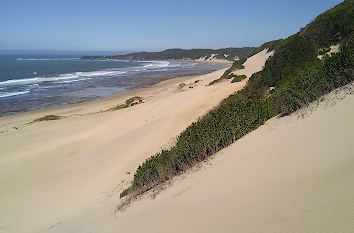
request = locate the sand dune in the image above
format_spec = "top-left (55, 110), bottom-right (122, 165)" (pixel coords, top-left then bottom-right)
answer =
top-left (233, 48), bottom-right (274, 77)
top-left (0, 50), bottom-right (272, 233)
top-left (116, 83), bottom-right (354, 233)
top-left (1, 49), bottom-right (352, 233)
top-left (0, 49), bottom-right (281, 233)
top-left (62, 82), bottom-right (354, 233)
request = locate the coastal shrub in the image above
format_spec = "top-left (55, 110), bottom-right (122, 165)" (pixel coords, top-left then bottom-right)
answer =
top-left (31, 115), bottom-right (61, 123)
top-left (122, 35), bottom-right (353, 198)
top-left (220, 58), bottom-right (247, 79)
top-left (231, 75), bottom-right (247, 83)
top-left (120, 1), bottom-right (354, 199)
top-left (120, 187), bottom-right (130, 198)
top-left (273, 37), bottom-right (354, 115)
top-left (299, 0), bottom-right (354, 48)
top-left (318, 46), bottom-right (331, 55)
top-left (209, 58), bottom-right (249, 86)
top-left (208, 78), bottom-right (224, 86)
top-left (109, 96), bottom-right (143, 111)
top-left (129, 97), bottom-right (274, 195)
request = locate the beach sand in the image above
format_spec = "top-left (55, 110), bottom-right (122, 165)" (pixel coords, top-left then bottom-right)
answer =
top-left (104, 82), bottom-right (354, 233)
top-left (11, 48), bottom-right (354, 233)
top-left (0, 49), bottom-right (273, 233)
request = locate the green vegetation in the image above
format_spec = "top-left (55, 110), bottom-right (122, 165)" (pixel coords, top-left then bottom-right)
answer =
top-left (208, 77), bottom-right (226, 86)
top-left (177, 83), bottom-right (187, 90)
top-left (231, 75), bottom-right (247, 83)
top-left (318, 46), bottom-right (331, 55)
top-left (120, 187), bottom-right (130, 198)
top-left (108, 96), bottom-right (143, 111)
top-left (81, 47), bottom-right (256, 61)
top-left (216, 39), bottom-right (284, 84)
top-left (31, 115), bottom-right (62, 123)
top-left (271, 37), bottom-right (353, 115)
top-left (251, 39), bottom-right (283, 56)
top-left (209, 59), bottom-right (248, 86)
top-left (219, 58), bottom-right (246, 80)
top-left (299, 0), bottom-right (354, 48)
top-left (120, 1), bottom-right (354, 199)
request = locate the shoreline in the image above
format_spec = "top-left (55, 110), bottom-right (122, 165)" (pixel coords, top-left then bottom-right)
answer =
top-left (0, 49), bottom-right (273, 233)
top-left (0, 66), bottom-right (228, 131)
top-left (0, 65), bottom-right (227, 125)
top-left (0, 59), bottom-right (228, 119)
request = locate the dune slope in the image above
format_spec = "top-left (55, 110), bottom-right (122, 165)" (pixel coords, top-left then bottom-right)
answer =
top-left (0, 49), bottom-right (274, 233)
top-left (99, 83), bottom-right (354, 233)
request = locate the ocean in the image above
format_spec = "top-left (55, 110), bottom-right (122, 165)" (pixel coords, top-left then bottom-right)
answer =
top-left (0, 51), bottom-right (223, 116)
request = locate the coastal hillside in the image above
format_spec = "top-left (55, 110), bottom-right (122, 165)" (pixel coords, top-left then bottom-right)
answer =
top-left (81, 47), bottom-right (256, 61)
top-left (121, 0), bottom-right (353, 199)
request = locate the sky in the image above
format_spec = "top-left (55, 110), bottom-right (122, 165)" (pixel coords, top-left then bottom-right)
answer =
top-left (0, 0), bottom-right (344, 51)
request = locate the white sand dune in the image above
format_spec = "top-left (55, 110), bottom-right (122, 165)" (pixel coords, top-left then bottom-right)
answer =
top-left (233, 48), bottom-right (274, 77)
top-left (0, 49), bottom-right (274, 233)
top-left (59, 82), bottom-right (354, 233)
top-left (4, 49), bottom-right (351, 233)
top-left (113, 83), bottom-right (354, 233)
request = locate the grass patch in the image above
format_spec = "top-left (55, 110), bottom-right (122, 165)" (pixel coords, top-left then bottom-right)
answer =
top-left (31, 115), bottom-right (62, 123)
top-left (108, 96), bottom-right (143, 111)
top-left (208, 78), bottom-right (225, 86)
top-left (231, 75), bottom-right (247, 83)
top-left (120, 187), bottom-right (130, 198)
top-left (177, 83), bottom-right (187, 90)
top-left (209, 58), bottom-right (248, 86)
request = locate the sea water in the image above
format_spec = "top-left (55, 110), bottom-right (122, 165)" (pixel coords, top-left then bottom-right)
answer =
top-left (0, 51), bottom-right (223, 116)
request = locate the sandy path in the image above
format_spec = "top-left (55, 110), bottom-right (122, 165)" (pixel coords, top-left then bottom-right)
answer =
top-left (0, 50), bottom-right (273, 233)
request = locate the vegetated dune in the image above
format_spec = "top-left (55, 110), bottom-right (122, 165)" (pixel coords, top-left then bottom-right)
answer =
top-left (79, 82), bottom-right (354, 233)
top-left (0, 49), bottom-right (271, 233)
top-left (233, 48), bottom-right (274, 77)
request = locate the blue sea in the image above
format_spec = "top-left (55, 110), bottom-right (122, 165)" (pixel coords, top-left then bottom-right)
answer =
top-left (0, 51), bottom-right (223, 116)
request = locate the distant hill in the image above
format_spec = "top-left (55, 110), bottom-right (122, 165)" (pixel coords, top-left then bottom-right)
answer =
top-left (81, 47), bottom-right (256, 61)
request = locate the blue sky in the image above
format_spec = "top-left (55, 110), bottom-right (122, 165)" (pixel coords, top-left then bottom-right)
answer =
top-left (0, 0), bottom-right (343, 51)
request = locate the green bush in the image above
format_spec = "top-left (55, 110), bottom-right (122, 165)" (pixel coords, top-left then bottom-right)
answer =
top-left (120, 188), bottom-right (131, 198)
top-left (121, 1), bottom-right (354, 198)
top-left (31, 115), bottom-right (61, 123)
top-left (299, 0), bottom-right (354, 48)
top-left (231, 75), bottom-right (247, 83)
top-left (109, 96), bottom-right (143, 111)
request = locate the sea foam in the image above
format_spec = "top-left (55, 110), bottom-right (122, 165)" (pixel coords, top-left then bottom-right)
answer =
top-left (0, 91), bottom-right (30, 98)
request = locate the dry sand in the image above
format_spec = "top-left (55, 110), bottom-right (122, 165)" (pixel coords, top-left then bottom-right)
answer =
top-left (8, 48), bottom-right (347, 233)
top-left (233, 48), bottom-right (274, 78)
top-left (104, 82), bottom-right (354, 233)
top-left (0, 49), bottom-right (273, 233)
top-left (1, 49), bottom-right (352, 233)
top-left (50, 81), bottom-right (354, 233)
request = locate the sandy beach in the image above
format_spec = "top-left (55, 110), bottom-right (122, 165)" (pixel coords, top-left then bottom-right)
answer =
top-left (1, 0), bottom-right (353, 232)
top-left (0, 49), bottom-right (274, 233)
top-left (2, 47), bottom-right (353, 233)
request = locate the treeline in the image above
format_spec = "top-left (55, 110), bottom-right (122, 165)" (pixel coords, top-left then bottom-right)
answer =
top-left (81, 47), bottom-right (256, 61)
top-left (120, 0), bottom-right (354, 198)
